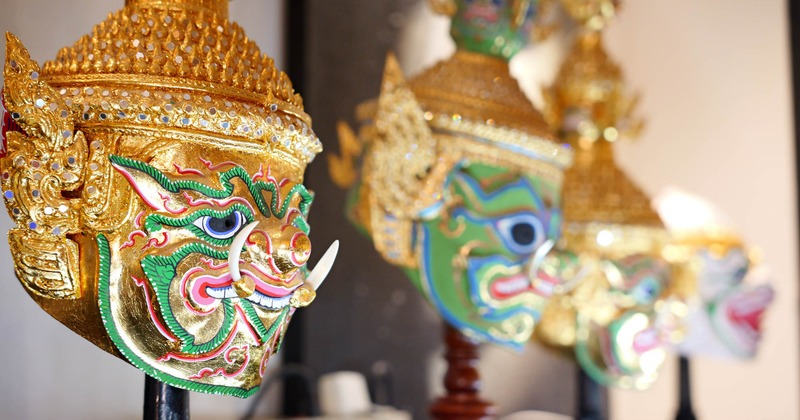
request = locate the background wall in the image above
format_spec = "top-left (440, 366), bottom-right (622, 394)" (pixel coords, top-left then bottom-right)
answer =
top-left (0, 1), bottom-right (285, 419)
top-left (606, 1), bottom-right (799, 419)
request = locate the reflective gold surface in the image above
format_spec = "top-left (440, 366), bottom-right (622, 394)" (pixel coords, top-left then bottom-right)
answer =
top-left (1, 0), bottom-right (325, 397)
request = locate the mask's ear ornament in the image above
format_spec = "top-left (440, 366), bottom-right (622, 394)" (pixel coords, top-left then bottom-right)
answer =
top-left (368, 54), bottom-right (446, 221)
top-left (1, 0), bottom-right (333, 397)
top-left (3, 33), bottom-right (88, 300)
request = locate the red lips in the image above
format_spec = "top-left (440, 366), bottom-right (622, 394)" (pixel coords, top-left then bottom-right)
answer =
top-left (190, 269), bottom-right (300, 306)
top-left (726, 286), bottom-right (774, 333)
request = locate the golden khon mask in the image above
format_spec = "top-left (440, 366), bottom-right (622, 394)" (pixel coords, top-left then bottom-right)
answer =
top-left (0, 0), bottom-right (337, 397)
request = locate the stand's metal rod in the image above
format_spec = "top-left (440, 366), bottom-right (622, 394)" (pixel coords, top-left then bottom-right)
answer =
top-left (577, 368), bottom-right (605, 420)
top-left (675, 356), bottom-right (697, 420)
top-left (144, 375), bottom-right (190, 420)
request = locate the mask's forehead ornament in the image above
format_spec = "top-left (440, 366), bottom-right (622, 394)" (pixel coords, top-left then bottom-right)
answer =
top-left (1, 0), bottom-right (332, 397)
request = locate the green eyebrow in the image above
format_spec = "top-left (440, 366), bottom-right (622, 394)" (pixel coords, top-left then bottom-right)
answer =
top-left (452, 171), bottom-right (546, 216)
top-left (109, 155), bottom-right (314, 218)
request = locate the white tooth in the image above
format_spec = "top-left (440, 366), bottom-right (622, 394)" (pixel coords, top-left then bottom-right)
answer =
top-left (224, 287), bottom-right (237, 299)
top-left (306, 240), bottom-right (339, 291)
top-left (228, 221), bottom-right (260, 282)
top-left (207, 287), bottom-right (224, 299)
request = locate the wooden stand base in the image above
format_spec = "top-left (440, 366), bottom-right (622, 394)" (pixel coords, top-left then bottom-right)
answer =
top-left (429, 324), bottom-right (497, 420)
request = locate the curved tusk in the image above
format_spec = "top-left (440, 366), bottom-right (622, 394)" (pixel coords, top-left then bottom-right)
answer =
top-left (228, 221), bottom-right (260, 282)
top-left (305, 240), bottom-right (339, 291)
top-left (527, 239), bottom-right (555, 281)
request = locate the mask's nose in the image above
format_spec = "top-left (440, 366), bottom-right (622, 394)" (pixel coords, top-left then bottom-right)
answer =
top-left (269, 227), bottom-right (311, 278)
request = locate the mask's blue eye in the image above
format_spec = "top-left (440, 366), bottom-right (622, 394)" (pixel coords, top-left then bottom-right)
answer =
top-left (496, 213), bottom-right (545, 255)
top-left (193, 210), bottom-right (246, 240)
top-left (631, 277), bottom-right (662, 305)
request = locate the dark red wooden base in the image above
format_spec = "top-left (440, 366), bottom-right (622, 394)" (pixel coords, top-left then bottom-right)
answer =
top-left (429, 324), bottom-right (497, 420)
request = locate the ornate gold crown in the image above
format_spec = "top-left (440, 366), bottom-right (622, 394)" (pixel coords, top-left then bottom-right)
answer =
top-left (22, 0), bottom-right (320, 168)
top-left (409, 50), bottom-right (569, 168)
top-left (347, 52), bottom-right (572, 191)
top-left (543, 3), bottom-right (665, 258)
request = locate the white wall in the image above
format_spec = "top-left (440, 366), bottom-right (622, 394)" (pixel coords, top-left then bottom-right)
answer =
top-left (0, 1), bottom-right (284, 419)
top-left (605, 1), bottom-right (798, 419)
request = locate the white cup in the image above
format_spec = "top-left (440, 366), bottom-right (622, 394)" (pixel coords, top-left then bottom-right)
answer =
top-left (317, 371), bottom-right (372, 416)
top-left (502, 411), bottom-right (574, 420)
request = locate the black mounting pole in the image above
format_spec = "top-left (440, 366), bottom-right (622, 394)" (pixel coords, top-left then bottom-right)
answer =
top-left (143, 375), bottom-right (190, 420)
top-left (280, 0), bottom-right (312, 415)
top-left (577, 368), bottom-right (605, 420)
top-left (789, 0), bottom-right (800, 408)
top-left (675, 356), bottom-right (697, 420)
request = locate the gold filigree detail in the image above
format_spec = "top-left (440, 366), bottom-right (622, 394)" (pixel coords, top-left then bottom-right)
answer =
top-left (2, 35), bottom-right (89, 298)
top-left (4, 34), bottom-right (79, 150)
top-left (369, 195), bottom-right (418, 268)
top-left (328, 122), bottom-right (362, 189)
top-left (542, 22), bottom-right (658, 231)
top-left (43, 3), bottom-right (301, 111)
top-left (368, 54), bottom-right (448, 219)
top-left (558, 0), bottom-right (620, 32)
top-left (561, 222), bottom-right (669, 260)
top-left (8, 229), bottom-right (81, 298)
top-left (126, 0), bottom-right (228, 15)
top-left (411, 51), bottom-right (554, 141)
top-left (39, 1), bottom-right (321, 166)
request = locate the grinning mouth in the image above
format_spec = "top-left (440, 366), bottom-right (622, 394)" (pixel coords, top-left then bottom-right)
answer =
top-left (491, 273), bottom-right (530, 299)
top-left (725, 285), bottom-right (774, 337)
top-left (206, 286), bottom-right (293, 310)
top-left (469, 255), bottom-right (546, 302)
top-left (463, 4), bottom-right (500, 25)
top-left (190, 269), bottom-right (301, 309)
top-left (490, 272), bottom-right (556, 300)
top-left (632, 328), bottom-right (660, 354)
